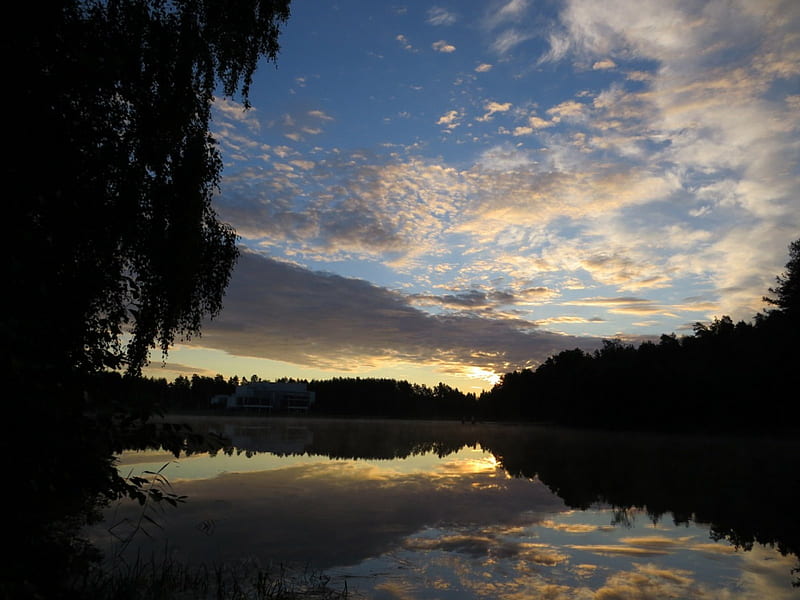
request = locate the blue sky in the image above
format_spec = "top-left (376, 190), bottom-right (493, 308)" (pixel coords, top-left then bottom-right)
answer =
top-left (144, 0), bottom-right (800, 392)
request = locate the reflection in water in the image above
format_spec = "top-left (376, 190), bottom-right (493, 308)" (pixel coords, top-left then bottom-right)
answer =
top-left (93, 416), bottom-right (800, 598)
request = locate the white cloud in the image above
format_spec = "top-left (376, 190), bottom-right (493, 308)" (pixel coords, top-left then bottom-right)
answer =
top-left (396, 34), bottom-right (416, 52)
top-left (592, 58), bottom-right (616, 70)
top-left (491, 29), bottom-right (534, 55)
top-left (308, 109), bottom-right (334, 121)
top-left (432, 40), bottom-right (457, 53)
top-left (427, 7), bottom-right (457, 26)
top-left (486, 0), bottom-right (530, 29)
top-left (537, 0), bottom-right (800, 309)
top-left (475, 63), bottom-right (493, 73)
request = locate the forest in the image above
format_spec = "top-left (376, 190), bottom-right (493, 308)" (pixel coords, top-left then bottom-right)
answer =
top-left (88, 371), bottom-right (478, 421)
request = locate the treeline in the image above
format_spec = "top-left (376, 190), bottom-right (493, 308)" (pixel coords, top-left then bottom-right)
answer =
top-left (478, 239), bottom-right (800, 432)
top-left (86, 372), bottom-right (235, 413)
top-left (87, 372), bottom-right (478, 419)
top-left (307, 378), bottom-right (476, 419)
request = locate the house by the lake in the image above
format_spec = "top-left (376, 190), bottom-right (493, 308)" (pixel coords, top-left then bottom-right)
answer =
top-left (211, 382), bottom-right (315, 413)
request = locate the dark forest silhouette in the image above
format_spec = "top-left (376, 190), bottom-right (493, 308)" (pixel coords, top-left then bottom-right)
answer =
top-left (92, 372), bottom-right (477, 420)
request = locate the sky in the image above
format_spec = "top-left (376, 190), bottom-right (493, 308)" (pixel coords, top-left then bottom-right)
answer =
top-left (143, 0), bottom-right (800, 392)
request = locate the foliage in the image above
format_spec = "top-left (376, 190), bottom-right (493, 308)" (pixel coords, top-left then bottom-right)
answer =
top-left (9, 0), bottom-right (289, 378)
top-left (764, 238), bottom-right (800, 317)
top-left (3, 1), bottom-right (290, 597)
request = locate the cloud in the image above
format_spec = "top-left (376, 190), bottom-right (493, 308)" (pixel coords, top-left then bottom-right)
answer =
top-left (289, 159), bottom-right (315, 171)
top-left (567, 544), bottom-right (669, 557)
top-left (546, 99), bottom-right (586, 121)
top-left (477, 100), bottom-right (513, 121)
top-left (486, 0), bottom-right (530, 29)
top-left (532, 0), bottom-right (799, 319)
top-left (307, 109), bottom-right (334, 121)
top-left (542, 0), bottom-right (800, 225)
top-left (213, 97), bottom-right (260, 132)
top-left (475, 63), bottom-right (493, 72)
top-left (592, 58), bottom-right (617, 70)
top-left (491, 29), bottom-right (534, 55)
top-left (528, 116), bottom-right (555, 129)
top-left (564, 297), bottom-right (675, 317)
top-left (215, 3), bottom-right (800, 335)
top-left (396, 34), bottom-right (416, 52)
top-left (432, 40), bottom-right (457, 53)
top-left (437, 109), bottom-right (462, 129)
top-left (427, 7), bottom-right (457, 26)
top-left (196, 251), bottom-right (602, 377)
top-left (539, 519), bottom-right (615, 533)
top-left (511, 115), bottom-right (555, 135)
top-left (254, 108), bottom-right (334, 143)
top-left (409, 287), bottom-right (559, 312)
top-left (537, 32), bottom-right (572, 64)
top-left (592, 563), bottom-right (702, 600)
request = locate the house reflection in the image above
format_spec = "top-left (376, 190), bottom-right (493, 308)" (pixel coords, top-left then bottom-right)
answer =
top-left (215, 421), bottom-right (314, 455)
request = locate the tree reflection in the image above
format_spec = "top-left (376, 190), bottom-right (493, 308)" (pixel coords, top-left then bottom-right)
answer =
top-left (169, 417), bottom-right (799, 584)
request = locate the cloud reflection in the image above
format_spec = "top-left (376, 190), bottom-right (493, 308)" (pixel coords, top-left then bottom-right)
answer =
top-left (97, 449), bottom-right (566, 572)
top-left (96, 432), bottom-right (799, 600)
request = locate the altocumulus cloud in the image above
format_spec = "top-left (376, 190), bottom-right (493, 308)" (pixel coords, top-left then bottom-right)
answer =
top-left (196, 251), bottom-right (600, 376)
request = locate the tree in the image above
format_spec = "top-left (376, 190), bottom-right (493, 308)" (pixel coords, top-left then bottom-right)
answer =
top-left (764, 238), bottom-right (800, 317)
top-left (9, 0), bottom-right (290, 379)
top-left (4, 1), bottom-right (291, 595)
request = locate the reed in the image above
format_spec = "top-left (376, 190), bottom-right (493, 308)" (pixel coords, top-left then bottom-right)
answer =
top-left (76, 554), bottom-right (349, 599)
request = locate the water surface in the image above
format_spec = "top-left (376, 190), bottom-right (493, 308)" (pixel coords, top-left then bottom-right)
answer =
top-left (94, 416), bottom-right (800, 599)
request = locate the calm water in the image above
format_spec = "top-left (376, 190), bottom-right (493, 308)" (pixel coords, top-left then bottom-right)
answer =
top-left (92, 416), bottom-right (800, 599)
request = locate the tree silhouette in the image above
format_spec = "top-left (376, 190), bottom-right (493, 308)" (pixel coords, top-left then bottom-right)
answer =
top-left (9, 0), bottom-right (289, 379)
top-left (4, 1), bottom-right (291, 596)
top-left (765, 238), bottom-right (800, 317)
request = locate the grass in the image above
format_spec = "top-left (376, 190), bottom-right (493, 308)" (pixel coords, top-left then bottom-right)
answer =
top-left (76, 554), bottom-right (350, 599)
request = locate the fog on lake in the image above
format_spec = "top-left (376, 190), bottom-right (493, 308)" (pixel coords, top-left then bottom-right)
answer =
top-left (89, 416), bottom-right (800, 599)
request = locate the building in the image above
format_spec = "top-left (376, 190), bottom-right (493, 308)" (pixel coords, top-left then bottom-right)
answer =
top-left (212, 381), bottom-right (315, 413)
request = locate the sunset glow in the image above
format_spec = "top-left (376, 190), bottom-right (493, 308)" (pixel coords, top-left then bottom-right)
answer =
top-left (144, 1), bottom-right (799, 390)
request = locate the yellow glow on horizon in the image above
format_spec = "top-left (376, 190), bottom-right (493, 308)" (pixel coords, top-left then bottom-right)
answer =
top-left (142, 345), bottom-right (502, 392)
top-left (464, 366), bottom-right (501, 387)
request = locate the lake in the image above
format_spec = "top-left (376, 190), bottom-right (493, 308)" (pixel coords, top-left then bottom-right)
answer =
top-left (91, 416), bottom-right (800, 599)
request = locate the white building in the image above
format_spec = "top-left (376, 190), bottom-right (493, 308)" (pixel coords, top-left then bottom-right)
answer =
top-left (212, 382), bottom-right (315, 413)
